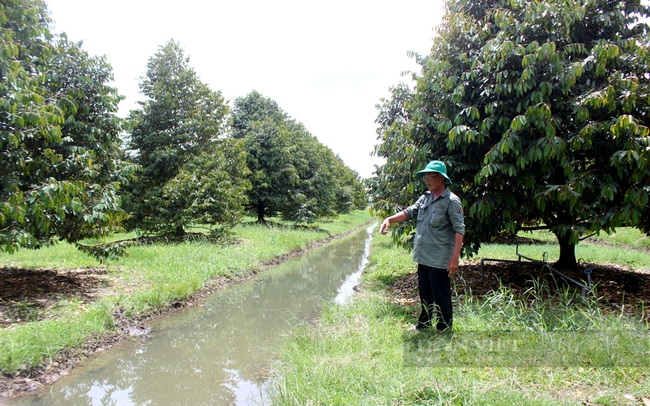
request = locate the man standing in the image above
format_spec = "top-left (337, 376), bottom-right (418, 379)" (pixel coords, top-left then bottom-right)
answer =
top-left (380, 160), bottom-right (465, 331)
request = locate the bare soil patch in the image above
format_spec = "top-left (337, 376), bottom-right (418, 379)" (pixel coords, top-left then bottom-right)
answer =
top-left (0, 267), bottom-right (115, 326)
top-left (388, 260), bottom-right (650, 321)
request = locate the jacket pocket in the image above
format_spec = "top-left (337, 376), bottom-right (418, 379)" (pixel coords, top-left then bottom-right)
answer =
top-left (429, 207), bottom-right (447, 227)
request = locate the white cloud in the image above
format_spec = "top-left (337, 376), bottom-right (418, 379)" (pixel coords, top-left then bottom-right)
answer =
top-left (45, 0), bottom-right (445, 178)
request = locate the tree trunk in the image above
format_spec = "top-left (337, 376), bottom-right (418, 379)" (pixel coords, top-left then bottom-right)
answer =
top-left (554, 232), bottom-right (577, 270)
top-left (173, 224), bottom-right (185, 237)
top-left (257, 201), bottom-right (266, 223)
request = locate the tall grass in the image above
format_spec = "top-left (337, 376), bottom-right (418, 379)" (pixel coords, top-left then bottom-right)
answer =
top-left (268, 229), bottom-right (650, 406)
top-left (0, 211), bottom-right (373, 373)
top-left (1, 303), bottom-right (115, 373)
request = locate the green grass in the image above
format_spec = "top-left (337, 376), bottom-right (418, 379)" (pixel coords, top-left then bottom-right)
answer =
top-left (268, 228), bottom-right (650, 406)
top-left (588, 228), bottom-right (650, 251)
top-left (478, 228), bottom-right (650, 270)
top-left (0, 210), bottom-right (374, 373)
top-left (1, 303), bottom-right (115, 373)
top-left (0, 242), bottom-right (101, 269)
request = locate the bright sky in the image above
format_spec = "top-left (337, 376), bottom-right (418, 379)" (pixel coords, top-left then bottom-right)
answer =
top-left (45, 0), bottom-right (445, 179)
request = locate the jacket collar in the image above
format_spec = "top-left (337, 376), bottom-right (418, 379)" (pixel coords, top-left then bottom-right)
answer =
top-left (423, 188), bottom-right (449, 207)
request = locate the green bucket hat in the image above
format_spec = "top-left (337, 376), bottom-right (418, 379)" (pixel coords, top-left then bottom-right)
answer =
top-left (416, 160), bottom-right (452, 185)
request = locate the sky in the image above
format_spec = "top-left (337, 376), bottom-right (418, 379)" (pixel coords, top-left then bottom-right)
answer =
top-left (44, 0), bottom-right (446, 179)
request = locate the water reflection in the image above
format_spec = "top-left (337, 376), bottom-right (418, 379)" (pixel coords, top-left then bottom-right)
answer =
top-left (334, 224), bottom-right (372, 305)
top-left (14, 224), bottom-right (375, 405)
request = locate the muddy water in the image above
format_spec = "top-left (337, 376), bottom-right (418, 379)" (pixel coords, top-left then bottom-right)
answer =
top-left (15, 224), bottom-right (376, 405)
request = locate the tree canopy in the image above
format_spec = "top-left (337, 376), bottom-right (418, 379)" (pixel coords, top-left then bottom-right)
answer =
top-left (123, 40), bottom-right (249, 237)
top-left (1, 0), bottom-right (133, 258)
top-left (231, 91), bottom-right (366, 223)
top-left (2, 3), bottom-right (366, 258)
top-left (371, 0), bottom-right (650, 268)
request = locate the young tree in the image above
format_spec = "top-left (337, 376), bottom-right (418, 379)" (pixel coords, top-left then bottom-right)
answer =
top-left (123, 40), bottom-right (247, 236)
top-left (332, 159), bottom-right (368, 213)
top-left (160, 138), bottom-right (250, 236)
top-left (371, 0), bottom-right (650, 269)
top-left (239, 116), bottom-right (300, 222)
top-left (283, 120), bottom-right (346, 222)
top-left (1, 0), bottom-right (132, 258)
top-left (230, 91), bottom-right (365, 223)
top-left (231, 90), bottom-right (286, 140)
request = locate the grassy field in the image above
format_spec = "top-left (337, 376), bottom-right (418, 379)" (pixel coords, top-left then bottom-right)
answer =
top-left (0, 210), bottom-right (374, 375)
top-left (268, 230), bottom-right (650, 405)
top-left (480, 228), bottom-right (650, 270)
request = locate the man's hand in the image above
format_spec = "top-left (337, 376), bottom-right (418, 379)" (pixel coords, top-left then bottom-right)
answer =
top-left (447, 256), bottom-right (459, 277)
top-left (448, 232), bottom-right (464, 277)
top-left (380, 212), bottom-right (406, 235)
top-left (380, 218), bottom-right (391, 235)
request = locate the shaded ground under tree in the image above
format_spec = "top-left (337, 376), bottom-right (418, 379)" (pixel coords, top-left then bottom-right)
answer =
top-left (386, 248), bottom-right (650, 325)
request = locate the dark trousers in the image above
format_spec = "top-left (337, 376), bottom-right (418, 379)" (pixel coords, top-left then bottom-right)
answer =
top-left (416, 264), bottom-right (452, 331)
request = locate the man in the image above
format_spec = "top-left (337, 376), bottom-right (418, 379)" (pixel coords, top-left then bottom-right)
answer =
top-left (380, 160), bottom-right (465, 331)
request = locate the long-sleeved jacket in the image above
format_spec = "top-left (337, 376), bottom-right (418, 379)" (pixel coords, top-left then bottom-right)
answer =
top-left (403, 188), bottom-right (465, 269)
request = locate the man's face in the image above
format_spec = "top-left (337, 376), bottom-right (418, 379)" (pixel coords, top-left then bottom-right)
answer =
top-left (423, 172), bottom-right (444, 191)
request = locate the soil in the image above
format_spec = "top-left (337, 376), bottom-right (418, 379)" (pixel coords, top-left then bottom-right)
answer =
top-left (386, 236), bottom-right (650, 319)
top-left (1, 234), bottom-right (649, 398)
top-left (387, 260), bottom-right (650, 319)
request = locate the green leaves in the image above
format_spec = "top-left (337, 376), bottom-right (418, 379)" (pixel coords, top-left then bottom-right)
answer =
top-left (231, 91), bottom-right (365, 223)
top-left (123, 40), bottom-right (239, 237)
top-left (609, 114), bottom-right (642, 138)
top-left (370, 0), bottom-right (650, 266)
top-left (162, 139), bottom-right (250, 233)
top-left (1, 0), bottom-right (131, 259)
top-left (510, 115), bottom-right (527, 132)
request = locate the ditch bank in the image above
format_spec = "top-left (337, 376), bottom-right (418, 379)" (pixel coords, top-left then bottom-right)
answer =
top-left (0, 217), bottom-right (374, 398)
